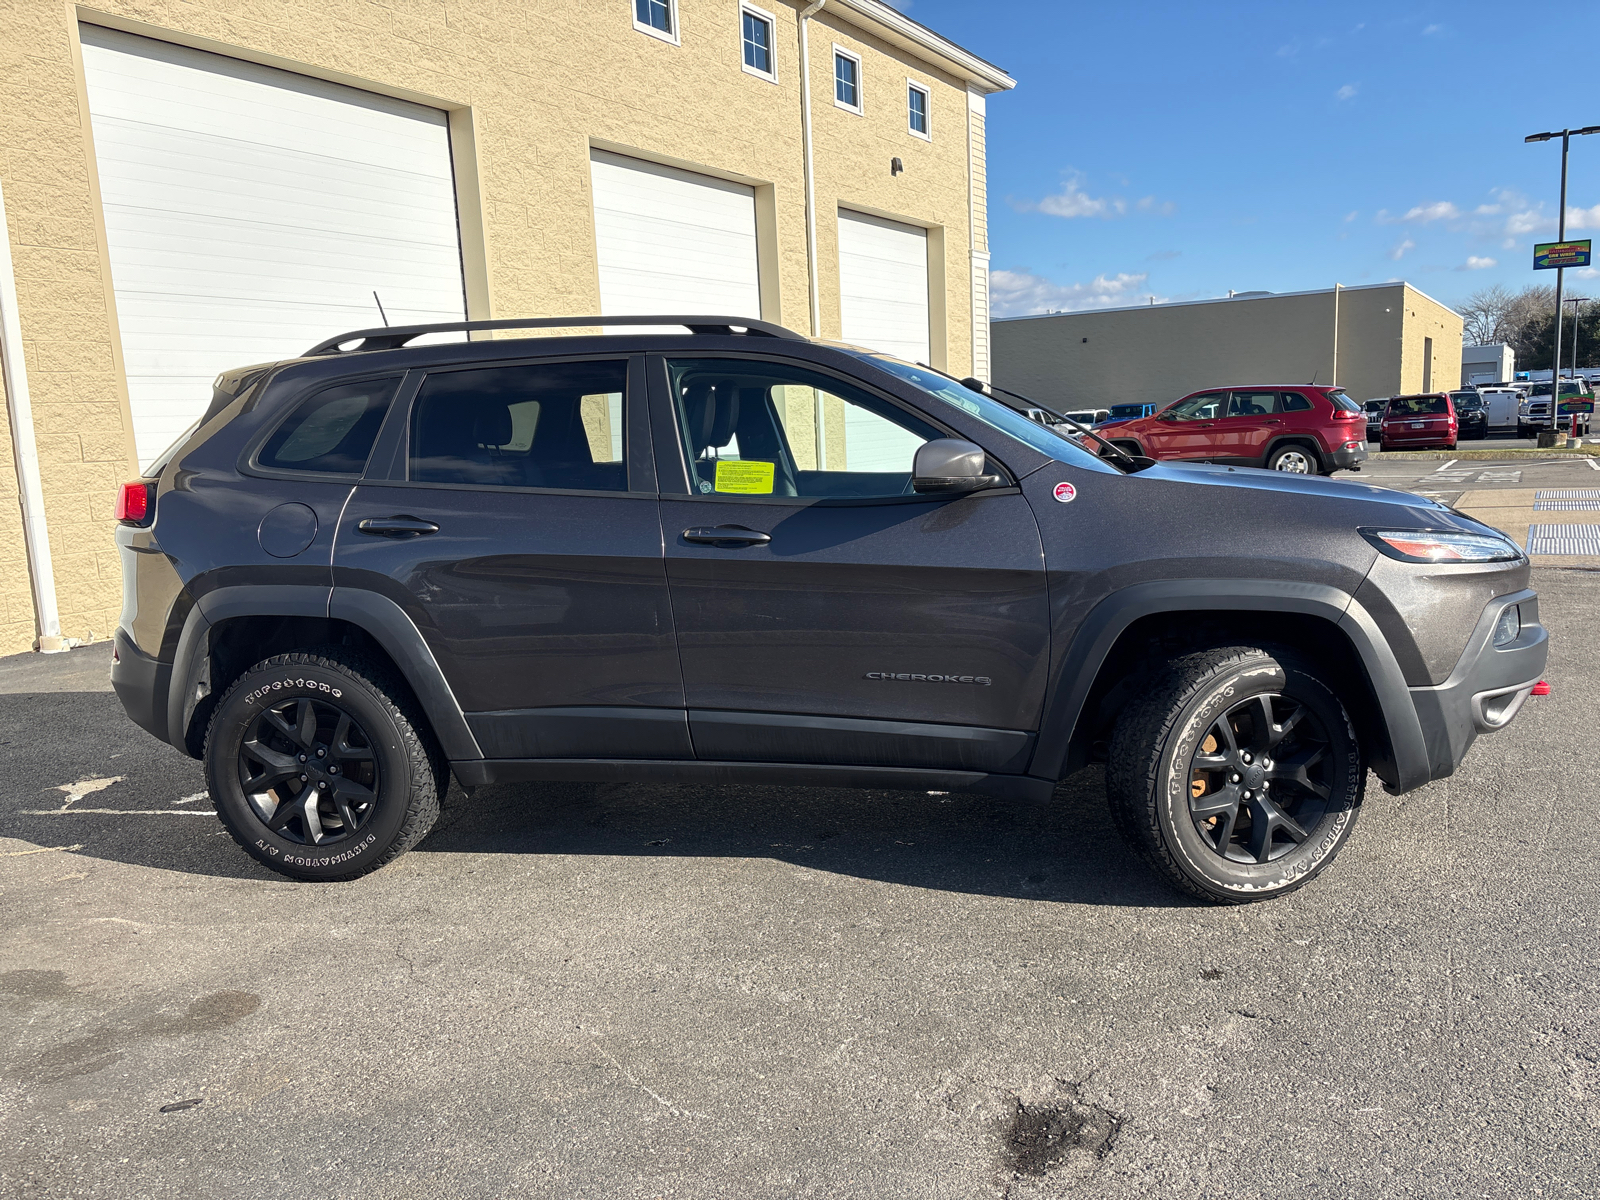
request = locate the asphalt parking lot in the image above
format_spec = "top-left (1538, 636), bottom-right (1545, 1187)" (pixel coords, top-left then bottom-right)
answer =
top-left (4, 468), bottom-right (1598, 1198)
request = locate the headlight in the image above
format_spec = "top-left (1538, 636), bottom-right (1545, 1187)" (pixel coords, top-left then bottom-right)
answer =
top-left (1360, 528), bottom-right (1524, 563)
top-left (1492, 604), bottom-right (1522, 647)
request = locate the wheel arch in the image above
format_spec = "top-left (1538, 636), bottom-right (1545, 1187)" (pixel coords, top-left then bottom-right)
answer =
top-left (1029, 580), bottom-right (1429, 793)
top-left (168, 586), bottom-right (481, 762)
top-left (1263, 435), bottom-right (1328, 472)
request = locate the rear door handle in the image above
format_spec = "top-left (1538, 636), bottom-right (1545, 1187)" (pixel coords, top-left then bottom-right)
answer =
top-left (1265, 419), bottom-right (1283, 425)
top-left (682, 525), bottom-right (771, 546)
top-left (357, 515), bottom-right (439, 537)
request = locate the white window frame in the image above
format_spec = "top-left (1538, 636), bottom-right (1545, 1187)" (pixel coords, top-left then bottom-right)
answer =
top-left (906, 78), bottom-right (931, 141)
top-left (832, 44), bottom-right (863, 114)
top-left (632, 0), bottom-right (680, 46)
top-left (740, 3), bottom-right (778, 83)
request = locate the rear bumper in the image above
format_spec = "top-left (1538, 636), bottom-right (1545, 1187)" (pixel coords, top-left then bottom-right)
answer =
top-left (1393, 589), bottom-right (1547, 793)
top-left (111, 626), bottom-right (171, 744)
top-left (1332, 442), bottom-right (1368, 468)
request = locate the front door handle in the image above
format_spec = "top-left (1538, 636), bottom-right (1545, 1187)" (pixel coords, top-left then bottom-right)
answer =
top-left (357, 515), bottom-right (439, 537)
top-left (682, 525), bottom-right (771, 547)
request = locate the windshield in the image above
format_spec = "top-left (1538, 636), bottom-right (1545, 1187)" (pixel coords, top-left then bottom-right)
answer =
top-left (1387, 395), bottom-right (1448, 416)
top-left (858, 355), bottom-right (1116, 471)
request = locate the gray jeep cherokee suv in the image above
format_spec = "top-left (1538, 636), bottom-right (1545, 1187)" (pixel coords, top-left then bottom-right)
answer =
top-left (110, 316), bottom-right (1547, 902)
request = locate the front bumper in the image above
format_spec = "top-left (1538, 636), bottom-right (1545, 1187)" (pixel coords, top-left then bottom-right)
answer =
top-left (1333, 441), bottom-right (1369, 468)
top-left (1399, 589), bottom-right (1547, 791)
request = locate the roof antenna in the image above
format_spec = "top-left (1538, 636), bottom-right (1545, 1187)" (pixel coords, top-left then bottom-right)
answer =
top-left (1309, 370), bottom-right (1318, 385)
top-left (372, 291), bottom-right (390, 327)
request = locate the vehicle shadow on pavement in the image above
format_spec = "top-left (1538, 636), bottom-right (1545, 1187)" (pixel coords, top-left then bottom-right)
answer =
top-left (414, 766), bottom-right (1194, 908)
top-left (0, 687), bottom-right (1189, 906)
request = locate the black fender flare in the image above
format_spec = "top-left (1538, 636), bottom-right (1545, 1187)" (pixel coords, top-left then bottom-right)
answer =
top-left (1026, 578), bottom-right (1429, 793)
top-left (167, 585), bottom-right (481, 761)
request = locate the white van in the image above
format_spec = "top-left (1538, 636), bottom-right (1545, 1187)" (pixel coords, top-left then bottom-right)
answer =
top-left (1476, 388), bottom-right (1521, 435)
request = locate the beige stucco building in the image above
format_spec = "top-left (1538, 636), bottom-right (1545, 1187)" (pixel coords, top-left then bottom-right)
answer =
top-left (0, 0), bottom-right (1012, 655)
top-left (992, 282), bottom-right (1465, 417)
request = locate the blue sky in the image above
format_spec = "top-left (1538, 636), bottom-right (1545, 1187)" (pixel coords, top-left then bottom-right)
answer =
top-left (896, 0), bottom-right (1600, 318)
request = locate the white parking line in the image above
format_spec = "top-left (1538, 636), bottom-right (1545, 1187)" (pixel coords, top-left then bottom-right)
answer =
top-left (22, 808), bottom-right (216, 817)
top-left (1434, 460), bottom-right (1458, 472)
top-left (1589, 457), bottom-right (1600, 471)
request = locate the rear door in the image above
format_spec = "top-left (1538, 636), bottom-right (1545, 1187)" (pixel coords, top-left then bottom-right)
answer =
top-left (649, 354), bottom-right (1050, 774)
top-left (1207, 390), bottom-right (1280, 462)
top-left (333, 354), bottom-right (689, 761)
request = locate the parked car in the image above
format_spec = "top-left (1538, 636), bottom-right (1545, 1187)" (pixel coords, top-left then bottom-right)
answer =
top-left (1380, 393), bottom-right (1457, 451)
top-left (111, 315), bottom-right (1545, 903)
top-left (1098, 402), bottom-right (1158, 427)
top-left (1450, 391), bottom-right (1489, 440)
top-left (1363, 399), bottom-right (1387, 442)
top-left (1476, 387), bottom-right (1522, 437)
top-left (1520, 379), bottom-right (1593, 437)
top-left (1095, 385), bottom-right (1369, 474)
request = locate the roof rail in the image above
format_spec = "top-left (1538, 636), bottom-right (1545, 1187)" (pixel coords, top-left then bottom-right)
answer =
top-left (303, 315), bottom-right (805, 357)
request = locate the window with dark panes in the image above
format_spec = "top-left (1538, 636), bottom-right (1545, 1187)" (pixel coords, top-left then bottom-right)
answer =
top-left (635, 0), bottom-right (671, 34)
top-left (835, 52), bottom-right (859, 108)
top-left (1279, 391), bottom-right (1313, 412)
top-left (410, 361), bottom-right (628, 490)
top-left (742, 9), bottom-right (772, 74)
top-left (908, 83), bottom-right (928, 135)
top-left (667, 358), bottom-right (940, 500)
top-left (258, 377), bottom-right (400, 474)
top-left (1226, 391), bottom-right (1278, 417)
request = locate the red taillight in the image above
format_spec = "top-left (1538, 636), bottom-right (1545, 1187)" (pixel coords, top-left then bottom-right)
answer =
top-left (1531, 680), bottom-right (1551, 696)
top-left (115, 481), bottom-right (150, 523)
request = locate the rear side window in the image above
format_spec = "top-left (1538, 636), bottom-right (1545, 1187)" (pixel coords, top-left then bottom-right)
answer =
top-left (258, 377), bottom-right (399, 474)
top-left (409, 360), bottom-right (628, 490)
top-left (1328, 390), bottom-right (1362, 413)
top-left (1279, 391), bottom-right (1313, 412)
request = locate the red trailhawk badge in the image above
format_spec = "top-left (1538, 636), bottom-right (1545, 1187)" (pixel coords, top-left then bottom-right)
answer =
top-left (1053, 481), bottom-right (1077, 504)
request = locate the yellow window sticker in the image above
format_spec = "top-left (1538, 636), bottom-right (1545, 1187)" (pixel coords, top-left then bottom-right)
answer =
top-left (713, 459), bottom-right (775, 494)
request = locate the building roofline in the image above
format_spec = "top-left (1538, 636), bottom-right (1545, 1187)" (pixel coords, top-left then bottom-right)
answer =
top-left (824, 0), bottom-right (1016, 92)
top-left (994, 280), bottom-right (1460, 323)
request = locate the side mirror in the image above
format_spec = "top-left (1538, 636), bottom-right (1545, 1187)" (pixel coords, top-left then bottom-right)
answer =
top-left (912, 438), bottom-right (1003, 495)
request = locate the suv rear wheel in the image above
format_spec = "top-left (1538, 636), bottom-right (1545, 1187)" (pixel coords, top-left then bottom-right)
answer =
top-left (1106, 645), bottom-right (1364, 903)
top-left (1266, 444), bottom-right (1319, 474)
top-left (204, 649), bottom-right (445, 881)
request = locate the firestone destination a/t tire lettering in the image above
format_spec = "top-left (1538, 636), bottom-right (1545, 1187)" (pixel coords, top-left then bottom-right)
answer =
top-left (204, 648), bottom-right (445, 881)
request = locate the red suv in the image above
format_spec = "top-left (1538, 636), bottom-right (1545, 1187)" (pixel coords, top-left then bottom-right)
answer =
top-left (1097, 386), bottom-right (1370, 475)
top-left (1379, 393), bottom-right (1457, 451)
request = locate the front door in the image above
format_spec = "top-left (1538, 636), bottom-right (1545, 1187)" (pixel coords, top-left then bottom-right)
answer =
top-left (649, 355), bottom-right (1050, 773)
top-left (1143, 391), bottom-right (1224, 460)
top-left (333, 355), bottom-right (689, 761)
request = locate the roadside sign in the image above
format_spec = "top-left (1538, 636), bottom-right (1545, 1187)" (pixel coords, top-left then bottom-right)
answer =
top-left (1534, 239), bottom-right (1592, 270)
top-left (1558, 399), bottom-right (1595, 415)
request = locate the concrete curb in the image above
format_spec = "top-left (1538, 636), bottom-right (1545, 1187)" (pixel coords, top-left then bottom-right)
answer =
top-left (1369, 445), bottom-right (1600, 462)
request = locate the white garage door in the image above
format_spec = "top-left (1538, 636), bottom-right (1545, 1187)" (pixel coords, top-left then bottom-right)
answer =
top-left (79, 25), bottom-right (466, 468)
top-left (837, 210), bottom-right (930, 470)
top-left (589, 150), bottom-right (761, 320)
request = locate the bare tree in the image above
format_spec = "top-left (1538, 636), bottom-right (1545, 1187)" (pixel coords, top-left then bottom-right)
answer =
top-left (1459, 284), bottom-right (1514, 346)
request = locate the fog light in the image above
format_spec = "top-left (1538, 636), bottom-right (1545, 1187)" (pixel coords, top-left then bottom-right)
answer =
top-left (1492, 604), bottom-right (1521, 647)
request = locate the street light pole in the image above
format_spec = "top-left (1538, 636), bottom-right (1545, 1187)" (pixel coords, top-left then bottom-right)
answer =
top-left (1526, 126), bottom-right (1600, 398)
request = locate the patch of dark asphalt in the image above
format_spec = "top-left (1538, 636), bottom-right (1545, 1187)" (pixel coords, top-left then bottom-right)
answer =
top-left (1004, 1082), bottom-right (1121, 1179)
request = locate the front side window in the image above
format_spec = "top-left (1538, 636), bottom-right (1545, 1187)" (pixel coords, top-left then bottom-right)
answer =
top-left (258, 377), bottom-right (399, 475)
top-left (834, 49), bottom-right (861, 111)
top-left (410, 361), bottom-right (627, 490)
top-left (1164, 391), bottom-right (1226, 421)
top-left (633, 0), bottom-right (674, 38)
top-left (741, 7), bottom-right (773, 76)
top-left (667, 358), bottom-right (942, 500)
top-left (907, 82), bottom-right (929, 136)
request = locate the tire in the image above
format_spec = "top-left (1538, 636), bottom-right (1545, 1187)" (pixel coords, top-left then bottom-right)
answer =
top-left (1266, 444), bottom-right (1318, 474)
top-left (1379, 439), bottom-right (1391, 453)
top-left (204, 648), bottom-right (445, 881)
top-left (1444, 440), bottom-right (1457, 450)
top-left (1105, 644), bottom-right (1365, 904)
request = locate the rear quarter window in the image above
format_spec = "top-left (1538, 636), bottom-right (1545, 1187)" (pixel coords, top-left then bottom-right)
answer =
top-left (257, 377), bottom-right (400, 474)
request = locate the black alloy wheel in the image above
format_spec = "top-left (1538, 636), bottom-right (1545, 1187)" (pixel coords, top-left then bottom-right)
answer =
top-left (239, 696), bottom-right (380, 846)
top-left (1187, 693), bottom-right (1333, 864)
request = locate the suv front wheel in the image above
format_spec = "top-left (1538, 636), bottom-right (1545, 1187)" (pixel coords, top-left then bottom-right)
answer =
top-left (1106, 644), bottom-right (1364, 903)
top-left (205, 649), bottom-right (445, 881)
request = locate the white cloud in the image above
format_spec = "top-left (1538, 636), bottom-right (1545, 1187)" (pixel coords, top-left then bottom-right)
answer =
top-left (1574, 267), bottom-right (1599, 280)
top-left (1344, 211), bottom-right (1359, 222)
top-left (1015, 173), bottom-right (1173, 220)
top-left (1422, 23), bottom-right (1442, 34)
top-left (1567, 203), bottom-right (1600, 230)
top-left (1458, 256), bottom-right (1497, 270)
top-left (990, 269), bottom-right (1156, 318)
top-left (1336, 83), bottom-right (1358, 101)
top-left (1404, 201), bottom-right (1460, 223)
top-left (1389, 238), bottom-right (1416, 261)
